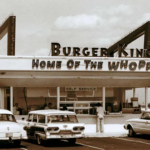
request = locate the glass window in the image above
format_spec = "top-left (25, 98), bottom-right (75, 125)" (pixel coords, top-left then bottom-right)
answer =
top-left (47, 115), bottom-right (78, 123)
top-left (38, 115), bottom-right (45, 124)
top-left (28, 114), bottom-right (33, 121)
top-left (0, 114), bottom-right (16, 122)
top-left (33, 115), bottom-right (37, 122)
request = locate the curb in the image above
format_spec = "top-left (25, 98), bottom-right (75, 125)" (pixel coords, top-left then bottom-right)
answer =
top-left (84, 133), bottom-right (127, 138)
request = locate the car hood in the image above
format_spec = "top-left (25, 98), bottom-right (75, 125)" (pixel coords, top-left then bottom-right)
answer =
top-left (125, 118), bottom-right (141, 122)
top-left (0, 122), bottom-right (21, 132)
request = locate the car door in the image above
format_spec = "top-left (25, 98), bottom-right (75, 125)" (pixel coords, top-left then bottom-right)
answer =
top-left (26, 114), bottom-right (33, 136)
top-left (136, 112), bottom-right (150, 134)
top-left (143, 112), bottom-right (150, 134)
top-left (35, 115), bottom-right (46, 134)
top-left (26, 114), bottom-right (37, 137)
top-left (29, 114), bottom-right (38, 137)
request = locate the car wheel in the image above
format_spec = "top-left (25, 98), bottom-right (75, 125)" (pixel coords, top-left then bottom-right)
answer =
top-left (14, 140), bottom-right (21, 147)
top-left (36, 135), bottom-right (42, 145)
top-left (68, 138), bottom-right (76, 145)
top-left (128, 127), bottom-right (135, 137)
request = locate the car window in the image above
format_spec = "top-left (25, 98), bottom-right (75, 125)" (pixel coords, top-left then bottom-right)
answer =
top-left (0, 114), bottom-right (16, 122)
top-left (69, 115), bottom-right (78, 123)
top-left (28, 114), bottom-right (33, 121)
top-left (33, 114), bottom-right (37, 122)
top-left (141, 112), bottom-right (150, 120)
top-left (47, 115), bottom-right (78, 123)
top-left (38, 115), bottom-right (45, 124)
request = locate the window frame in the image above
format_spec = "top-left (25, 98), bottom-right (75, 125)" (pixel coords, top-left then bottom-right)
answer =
top-left (37, 115), bottom-right (46, 124)
top-left (47, 115), bottom-right (78, 123)
top-left (28, 114), bottom-right (33, 122)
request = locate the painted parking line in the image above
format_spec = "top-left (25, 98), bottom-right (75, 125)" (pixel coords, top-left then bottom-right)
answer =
top-left (112, 137), bottom-right (150, 145)
top-left (77, 142), bottom-right (105, 150)
top-left (20, 148), bottom-right (28, 150)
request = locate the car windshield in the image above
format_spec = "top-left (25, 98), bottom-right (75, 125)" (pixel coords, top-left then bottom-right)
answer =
top-left (47, 115), bottom-right (78, 123)
top-left (141, 112), bottom-right (150, 120)
top-left (0, 114), bottom-right (16, 122)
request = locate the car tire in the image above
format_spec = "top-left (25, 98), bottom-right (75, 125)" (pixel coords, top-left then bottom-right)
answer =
top-left (36, 135), bottom-right (42, 145)
top-left (128, 127), bottom-right (135, 137)
top-left (68, 138), bottom-right (76, 145)
top-left (14, 140), bottom-right (21, 147)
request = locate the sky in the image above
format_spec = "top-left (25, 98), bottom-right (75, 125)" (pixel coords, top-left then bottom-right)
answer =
top-left (0, 0), bottom-right (150, 56)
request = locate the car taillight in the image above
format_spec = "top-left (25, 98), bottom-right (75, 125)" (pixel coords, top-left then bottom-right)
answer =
top-left (54, 127), bottom-right (59, 131)
top-left (47, 127), bottom-right (59, 132)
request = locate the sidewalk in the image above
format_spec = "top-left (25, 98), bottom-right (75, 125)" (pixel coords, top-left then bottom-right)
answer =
top-left (84, 124), bottom-right (128, 137)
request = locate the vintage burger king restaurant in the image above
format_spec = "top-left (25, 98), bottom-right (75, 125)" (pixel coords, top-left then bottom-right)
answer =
top-left (0, 16), bottom-right (150, 133)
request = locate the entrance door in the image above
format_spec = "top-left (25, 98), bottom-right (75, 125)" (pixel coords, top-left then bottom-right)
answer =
top-left (7, 97), bottom-right (10, 110)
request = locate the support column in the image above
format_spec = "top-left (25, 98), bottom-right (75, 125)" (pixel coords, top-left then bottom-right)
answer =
top-left (145, 87), bottom-right (148, 110)
top-left (10, 87), bottom-right (13, 113)
top-left (0, 89), bottom-right (4, 109)
top-left (102, 87), bottom-right (105, 111)
top-left (133, 88), bottom-right (135, 97)
top-left (57, 87), bottom-right (60, 110)
top-left (122, 89), bottom-right (125, 108)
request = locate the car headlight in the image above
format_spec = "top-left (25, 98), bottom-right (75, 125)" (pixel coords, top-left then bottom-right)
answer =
top-left (73, 126), bottom-right (85, 131)
top-left (80, 127), bottom-right (85, 131)
top-left (46, 127), bottom-right (59, 132)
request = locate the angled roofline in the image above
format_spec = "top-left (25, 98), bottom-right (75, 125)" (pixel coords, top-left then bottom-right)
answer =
top-left (107, 21), bottom-right (150, 56)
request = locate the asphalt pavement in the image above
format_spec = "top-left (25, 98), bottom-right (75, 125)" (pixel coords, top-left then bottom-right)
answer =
top-left (0, 135), bottom-right (150, 150)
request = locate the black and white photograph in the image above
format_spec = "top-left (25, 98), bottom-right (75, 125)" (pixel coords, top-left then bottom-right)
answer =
top-left (0, 0), bottom-right (150, 150)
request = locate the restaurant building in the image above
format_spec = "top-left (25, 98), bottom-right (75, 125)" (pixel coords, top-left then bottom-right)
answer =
top-left (0, 16), bottom-right (150, 132)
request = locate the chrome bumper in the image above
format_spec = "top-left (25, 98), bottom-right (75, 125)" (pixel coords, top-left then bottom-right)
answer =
top-left (45, 134), bottom-right (85, 139)
top-left (0, 136), bottom-right (28, 140)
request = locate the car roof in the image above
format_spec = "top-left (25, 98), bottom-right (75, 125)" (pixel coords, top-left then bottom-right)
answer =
top-left (0, 109), bottom-right (12, 114)
top-left (29, 109), bottom-right (76, 115)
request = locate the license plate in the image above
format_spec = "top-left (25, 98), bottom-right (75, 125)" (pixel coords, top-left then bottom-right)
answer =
top-left (6, 133), bottom-right (13, 137)
top-left (60, 135), bottom-right (70, 138)
top-left (60, 131), bottom-right (71, 134)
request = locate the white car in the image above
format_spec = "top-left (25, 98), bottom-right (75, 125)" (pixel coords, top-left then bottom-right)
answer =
top-left (0, 109), bottom-right (27, 146)
top-left (18, 109), bottom-right (85, 145)
top-left (124, 110), bottom-right (150, 137)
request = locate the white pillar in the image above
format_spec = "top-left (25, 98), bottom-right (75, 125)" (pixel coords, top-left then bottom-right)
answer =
top-left (133, 88), bottom-right (135, 97)
top-left (57, 87), bottom-right (60, 110)
top-left (10, 87), bottom-right (13, 113)
top-left (0, 89), bottom-right (4, 109)
top-left (145, 87), bottom-right (148, 110)
top-left (102, 87), bottom-right (105, 111)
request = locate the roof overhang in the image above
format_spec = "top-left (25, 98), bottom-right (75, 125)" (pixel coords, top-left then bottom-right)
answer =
top-left (0, 56), bottom-right (149, 88)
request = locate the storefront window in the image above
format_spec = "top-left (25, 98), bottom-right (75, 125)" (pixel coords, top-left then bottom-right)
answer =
top-left (6, 87), bottom-right (57, 115)
top-left (60, 87), bottom-right (103, 115)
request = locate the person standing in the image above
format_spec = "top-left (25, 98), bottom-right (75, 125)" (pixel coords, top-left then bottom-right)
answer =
top-left (44, 103), bottom-right (49, 110)
top-left (96, 103), bottom-right (104, 133)
top-left (48, 103), bottom-right (53, 109)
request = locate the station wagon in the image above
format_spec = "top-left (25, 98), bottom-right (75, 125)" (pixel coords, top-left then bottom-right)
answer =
top-left (18, 109), bottom-right (85, 145)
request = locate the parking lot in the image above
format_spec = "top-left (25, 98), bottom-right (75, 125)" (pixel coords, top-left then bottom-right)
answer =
top-left (1, 135), bottom-right (150, 150)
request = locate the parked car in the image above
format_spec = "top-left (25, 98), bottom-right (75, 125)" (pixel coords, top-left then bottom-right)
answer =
top-left (18, 109), bottom-right (85, 145)
top-left (0, 109), bottom-right (27, 146)
top-left (124, 110), bottom-right (150, 137)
